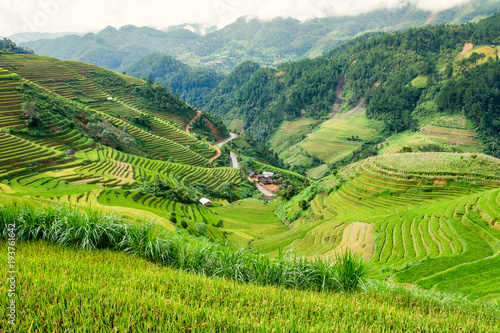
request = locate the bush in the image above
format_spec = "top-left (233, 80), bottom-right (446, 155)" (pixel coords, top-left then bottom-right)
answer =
top-left (195, 222), bottom-right (208, 235)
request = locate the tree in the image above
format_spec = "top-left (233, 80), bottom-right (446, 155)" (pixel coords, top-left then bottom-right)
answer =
top-left (21, 101), bottom-right (41, 128)
top-left (444, 62), bottom-right (454, 78)
top-left (283, 185), bottom-right (296, 201)
top-left (299, 199), bottom-right (308, 210)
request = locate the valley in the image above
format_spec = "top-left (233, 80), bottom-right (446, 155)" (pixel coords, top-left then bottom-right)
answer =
top-left (1, 4), bottom-right (500, 332)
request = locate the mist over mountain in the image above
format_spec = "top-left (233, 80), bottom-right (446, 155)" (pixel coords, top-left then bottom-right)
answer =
top-left (22, 1), bottom-right (500, 72)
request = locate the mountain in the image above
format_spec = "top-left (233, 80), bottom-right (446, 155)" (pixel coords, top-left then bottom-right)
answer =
top-left (22, 1), bottom-right (500, 72)
top-left (2, 39), bottom-right (500, 328)
top-left (201, 13), bottom-right (500, 176)
top-left (7, 31), bottom-right (86, 44)
top-left (164, 23), bottom-right (217, 36)
top-left (124, 53), bottom-right (223, 107)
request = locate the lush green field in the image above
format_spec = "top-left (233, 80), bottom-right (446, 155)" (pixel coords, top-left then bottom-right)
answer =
top-left (2, 241), bottom-right (499, 332)
top-left (270, 118), bottom-right (318, 155)
top-left (381, 125), bottom-right (481, 154)
top-left (278, 113), bottom-right (384, 175)
top-left (218, 153), bottom-right (500, 300)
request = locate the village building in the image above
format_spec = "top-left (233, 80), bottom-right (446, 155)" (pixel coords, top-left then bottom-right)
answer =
top-left (65, 149), bottom-right (76, 156)
top-left (199, 197), bottom-right (212, 207)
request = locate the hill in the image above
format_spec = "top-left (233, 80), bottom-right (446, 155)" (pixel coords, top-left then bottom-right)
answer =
top-left (124, 53), bottom-right (223, 107)
top-left (0, 52), bottom-right (241, 240)
top-left (201, 13), bottom-right (500, 176)
top-left (22, 1), bottom-right (500, 73)
top-left (216, 152), bottom-right (500, 300)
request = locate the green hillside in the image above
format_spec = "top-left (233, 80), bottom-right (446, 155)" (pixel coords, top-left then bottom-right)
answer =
top-left (2, 11), bottom-right (500, 330)
top-left (201, 13), bottom-right (500, 177)
top-left (0, 53), bottom-right (239, 241)
top-left (23, 1), bottom-right (500, 73)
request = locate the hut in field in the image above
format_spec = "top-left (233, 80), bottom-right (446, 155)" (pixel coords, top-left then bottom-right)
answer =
top-left (262, 172), bottom-right (275, 178)
top-left (107, 97), bottom-right (113, 101)
top-left (65, 149), bottom-right (76, 156)
top-left (199, 197), bottom-right (212, 207)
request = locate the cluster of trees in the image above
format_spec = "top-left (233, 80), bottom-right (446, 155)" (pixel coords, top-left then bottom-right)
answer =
top-left (132, 82), bottom-right (197, 122)
top-left (85, 114), bottom-right (142, 154)
top-left (203, 58), bottom-right (339, 142)
top-left (192, 112), bottom-right (230, 142)
top-left (124, 53), bottom-right (223, 107)
top-left (0, 38), bottom-right (33, 54)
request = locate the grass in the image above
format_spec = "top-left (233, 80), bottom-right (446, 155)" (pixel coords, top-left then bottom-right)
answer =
top-left (410, 75), bottom-right (429, 88)
top-left (270, 118), bottom-right (317, 154)
top-left (297, 113), bottom-right (384, 165)
top-left (380, 125), bottom-right (480, 154)
top-left (0, 203), bottom-right (368, 295)
top-left (2, 240), bottom-right (499, 332)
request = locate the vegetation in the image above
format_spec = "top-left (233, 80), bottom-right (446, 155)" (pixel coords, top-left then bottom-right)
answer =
top-left (0, 38), bottom-right (33, 54)
top-left (0, 204), bottom-right (367, 294)
top-left (4, 240), bottom-right (500, 332)
top-left (23, 1), bottom-right (500, 71)
top-left (125, 53), bottom-right (223, 107)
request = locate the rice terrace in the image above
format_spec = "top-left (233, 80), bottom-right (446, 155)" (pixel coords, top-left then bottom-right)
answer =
top-left (2, 1), bottom-right (500, 332)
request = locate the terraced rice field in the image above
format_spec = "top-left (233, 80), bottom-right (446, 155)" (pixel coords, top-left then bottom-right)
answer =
top-left (381, 125), bottom-right (481, 154)
top-left (0, 55), bottom-right (214, 166)
top-left (0, 68), bottom-right (24, 128)
top-left (302, 154), bottom-right (500, 299)
top-left (298, 113), bottom-right (384, 164)
top-left (0, 132), bottom-right (66, 178)
top-left (71, 146), bottom-right (240, 190)
top-left (225, 153), bottom-right (500, 299)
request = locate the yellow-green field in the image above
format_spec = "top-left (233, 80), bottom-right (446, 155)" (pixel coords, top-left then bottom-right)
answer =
top-left (380, 124), bottom-right (481, 154)
top-left (410, 75), bottom-right (429, 88)
top-left (214, 199), bottom-right (288, 249)
top-left (270, 118), bottom-right (317, 154)
top-left (464, 45), bottom-right (500, 63)
top-left (298, 113), bottom-right (384, 164)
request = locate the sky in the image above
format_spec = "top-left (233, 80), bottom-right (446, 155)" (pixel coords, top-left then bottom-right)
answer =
top-left (0, 0), bottom-right (473, 36)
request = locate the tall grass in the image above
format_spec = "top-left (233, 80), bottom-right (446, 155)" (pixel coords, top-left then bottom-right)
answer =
top-left (0, 204), bottom-right (367, 293)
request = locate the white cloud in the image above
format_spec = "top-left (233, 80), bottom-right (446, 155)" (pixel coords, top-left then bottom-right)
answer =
top-left (0, 0), bottom-right (473, 36)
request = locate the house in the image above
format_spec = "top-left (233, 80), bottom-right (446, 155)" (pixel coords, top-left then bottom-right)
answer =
top-left (107, 97), bottom-right (113, 101)
top-left (258, 175), bottom-right (277, 185)
top-left (262, 172), bottom-right (274, 178)
top-left (65, 149), bottom-right (76, 156)
top-left (249, 170), bottom-right (257, 178)
top-left (199, 198), bottom-right (212, 207)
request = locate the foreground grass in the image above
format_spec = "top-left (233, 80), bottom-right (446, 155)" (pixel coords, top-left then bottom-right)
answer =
top-left (0, 204), bottom-right (366, 293)
top-left (1, 241), bottom-right (499, 332)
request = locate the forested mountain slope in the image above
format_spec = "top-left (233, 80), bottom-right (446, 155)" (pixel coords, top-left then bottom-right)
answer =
top-left (202, 13), bottom-right (500, 175)
top-left (23, 1), bottom-right (500, 73)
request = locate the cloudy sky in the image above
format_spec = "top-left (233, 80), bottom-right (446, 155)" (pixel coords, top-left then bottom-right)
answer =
top-left (0, 0), bottom-right (472, 36)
